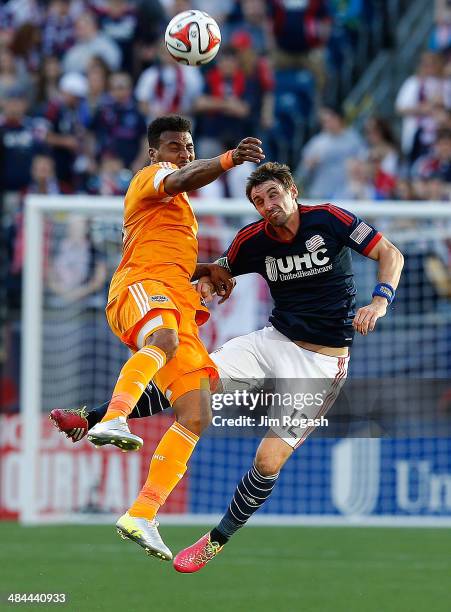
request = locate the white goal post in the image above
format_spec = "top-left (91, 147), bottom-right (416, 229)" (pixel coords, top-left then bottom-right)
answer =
top-left (19, 195), bottom-right (451, 526)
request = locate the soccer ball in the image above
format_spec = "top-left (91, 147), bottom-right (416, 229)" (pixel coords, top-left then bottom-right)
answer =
top-left (164, 10), bottom-right (221, 66)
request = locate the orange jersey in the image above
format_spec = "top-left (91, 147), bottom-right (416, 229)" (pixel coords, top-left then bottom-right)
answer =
top-left (108, 162), bottom-right (198, 301)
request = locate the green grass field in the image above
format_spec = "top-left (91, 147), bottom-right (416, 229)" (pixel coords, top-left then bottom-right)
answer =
top-left (0, 523), bottom-right (450, 612)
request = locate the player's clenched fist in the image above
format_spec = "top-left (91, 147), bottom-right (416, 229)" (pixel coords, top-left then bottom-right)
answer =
top-left (208, 264), bottom-right (235, 303)
top-left (197, 264), bottom-right (235, 305)
top-left (232, 137), bottom-right (265, 165)
top-left (353, 298), bottom-right (387, 335)
top-left (197, 277), bottom-right (215, 303)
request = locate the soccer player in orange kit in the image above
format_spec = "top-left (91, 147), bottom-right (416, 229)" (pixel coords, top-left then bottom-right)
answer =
top-left (87, 115), bottom-right (265, 560)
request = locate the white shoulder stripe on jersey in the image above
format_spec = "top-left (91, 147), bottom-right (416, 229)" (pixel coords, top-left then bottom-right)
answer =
top-left (154, 167), bottom-right (176, 191)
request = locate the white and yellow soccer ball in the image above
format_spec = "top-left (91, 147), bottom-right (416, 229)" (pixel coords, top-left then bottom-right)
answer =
top-left (164, 10), bottom-right (221, 66)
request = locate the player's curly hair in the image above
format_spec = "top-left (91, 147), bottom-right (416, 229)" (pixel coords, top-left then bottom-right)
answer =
top-left (147, 115), bottom-right (192, 148)
top-left (245, 162), bottom-right (295, 202)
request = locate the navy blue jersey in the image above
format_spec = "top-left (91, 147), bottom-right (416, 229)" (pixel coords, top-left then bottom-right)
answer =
top-left (220, 204), bottom-right (382, 347)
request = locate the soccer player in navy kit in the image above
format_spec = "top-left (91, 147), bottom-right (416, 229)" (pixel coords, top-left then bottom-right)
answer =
top-left (50, 162), bottom-right (404, 571)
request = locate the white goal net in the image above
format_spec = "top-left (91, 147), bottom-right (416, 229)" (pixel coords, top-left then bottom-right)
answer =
top-left (15, 196), bottom-right (451, 525)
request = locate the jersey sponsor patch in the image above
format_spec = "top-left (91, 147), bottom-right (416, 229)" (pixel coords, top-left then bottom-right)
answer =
top-left (305, 234), bottom-right (325, 252)
top-left (265, 256), bottom-right (278, 281)
top-left (350, 222), bottom-right (372, 244)
top-left (150, 295), bottom-right (169, 303)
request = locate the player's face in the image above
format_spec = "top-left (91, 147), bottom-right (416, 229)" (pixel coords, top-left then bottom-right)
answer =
top-left (250, 180), bottom-right (298, 226)
top-left (150, 131), bottom-right (195, 168)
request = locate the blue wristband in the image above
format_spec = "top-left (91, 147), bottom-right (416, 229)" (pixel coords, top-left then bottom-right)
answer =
top-left (372, 283), bottom-right (395, 305)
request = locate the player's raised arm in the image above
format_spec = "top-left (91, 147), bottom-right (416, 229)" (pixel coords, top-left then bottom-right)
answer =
top-left (353, 235), bottom-right (404, 335)
top-left (163, 137), bottom-right (265, 195)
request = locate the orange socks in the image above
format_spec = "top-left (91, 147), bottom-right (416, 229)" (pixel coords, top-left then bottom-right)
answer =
top-left (101, 345), bottom-right (166, 422)
top-left (128, 422), bottom-right (199, 520)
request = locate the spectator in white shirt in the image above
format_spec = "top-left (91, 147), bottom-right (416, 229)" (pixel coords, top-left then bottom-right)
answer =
top-left (396, 51), bottom-right (450, 162)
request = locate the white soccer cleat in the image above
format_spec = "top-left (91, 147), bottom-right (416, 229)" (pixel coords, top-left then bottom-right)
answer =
top-left (87, 416), bottom-right (143, 451)
top-left (116, 512), bottom-right (173, 561)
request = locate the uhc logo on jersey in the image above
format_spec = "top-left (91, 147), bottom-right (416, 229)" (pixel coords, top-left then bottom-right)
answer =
top-left (265, 244), bottom-right (331, 282)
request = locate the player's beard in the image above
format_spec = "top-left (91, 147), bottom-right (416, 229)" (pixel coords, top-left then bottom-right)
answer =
top-left (267, 209), bottom-right (289, 226)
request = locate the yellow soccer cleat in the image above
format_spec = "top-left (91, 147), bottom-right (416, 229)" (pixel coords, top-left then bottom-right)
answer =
top-left (116, 512), bottom-right (172, 561)
top-left (87, 416), bottom-right (143, 451)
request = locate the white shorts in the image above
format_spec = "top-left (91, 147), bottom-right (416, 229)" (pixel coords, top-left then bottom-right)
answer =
top-left (210, 326), bottom-right (349, 448)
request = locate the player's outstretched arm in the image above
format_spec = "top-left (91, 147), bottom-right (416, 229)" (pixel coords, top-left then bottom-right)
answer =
top-left (353, 236), bottom-right (404, 335)
top-left (164, 137), bottom-right (265, 195)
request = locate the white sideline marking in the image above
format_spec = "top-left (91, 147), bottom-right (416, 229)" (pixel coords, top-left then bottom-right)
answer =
top-left (19, 514), bottom-right (451, 528)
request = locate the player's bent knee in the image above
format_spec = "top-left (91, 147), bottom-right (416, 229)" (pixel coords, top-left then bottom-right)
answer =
top-left (146, 328), bottom-right (179, 361)
top-left (254, 454), bottom-right (285, 477)
top-left (175, 390), bottom-right (212, 436)
top-left (177, 411), bottom-right (212, 436)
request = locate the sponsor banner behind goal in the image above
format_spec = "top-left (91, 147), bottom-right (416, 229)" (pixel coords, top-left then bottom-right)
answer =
top-left (2, 415), bottom-right (450, 520)
top-left (0, 414), bottom-right (187, 520)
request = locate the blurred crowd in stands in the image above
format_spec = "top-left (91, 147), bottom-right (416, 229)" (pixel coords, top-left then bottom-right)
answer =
top-left (0, 0), bottom-right (448, 211)
top-left (1, 0), bottom-right (429, 202)
top-left (1, 0), bottom-right (451, 411)
top-left (0, 0), bottom-right (403, 313)
top-left (297, 0), bottom-right (451, 203)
